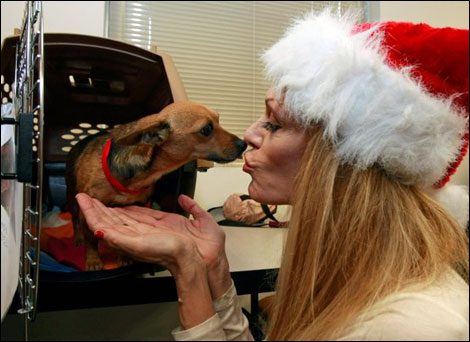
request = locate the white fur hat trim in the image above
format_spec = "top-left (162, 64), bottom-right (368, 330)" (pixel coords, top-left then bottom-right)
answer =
top-left (262, 10), bottom-right (467, 188)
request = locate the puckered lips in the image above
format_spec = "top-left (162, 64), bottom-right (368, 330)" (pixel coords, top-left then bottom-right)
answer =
top-left (242, 152), bottom-right (254, 173)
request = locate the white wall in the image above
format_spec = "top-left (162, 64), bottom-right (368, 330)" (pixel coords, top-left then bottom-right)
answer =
top-left (1, 1), bottom-right (468, 341)
top-left (379, 1), bottom-right (469, 27)
top-left (1, 1), bottom-right (105, 43)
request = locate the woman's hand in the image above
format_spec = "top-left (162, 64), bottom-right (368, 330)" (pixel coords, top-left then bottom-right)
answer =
top-left (112, 195), bottom-right (232, 299)
top-left (76, 193), bottom-right (217, 329)
top-left (76, 193), bottom-right (232, 299)
top-left (112, 195), bottom-right (225, 270)
top-left (75, 193), bottom-right (199, 275)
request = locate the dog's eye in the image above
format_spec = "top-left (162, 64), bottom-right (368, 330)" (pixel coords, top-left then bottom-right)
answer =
top-left (200, 123), bottom-right (213, 137)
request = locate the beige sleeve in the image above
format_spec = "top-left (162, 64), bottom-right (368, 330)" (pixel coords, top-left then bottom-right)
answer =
top-left (171, 281), bottom-right (253, 341)
top-left (213, 280), bottom-right (254, 341)
top-left (172, 314), bottom-right (226, 341)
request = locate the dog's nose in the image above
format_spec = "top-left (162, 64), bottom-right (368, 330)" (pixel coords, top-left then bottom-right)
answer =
top-left (235, 139), bottom-right (247, 156)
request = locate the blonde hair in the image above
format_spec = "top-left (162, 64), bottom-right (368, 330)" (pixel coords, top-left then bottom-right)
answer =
top-left (267, 126), bottom-right (469, 341)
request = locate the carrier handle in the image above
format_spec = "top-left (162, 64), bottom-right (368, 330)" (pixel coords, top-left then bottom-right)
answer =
top-left (0, 112), bottom-right (34, 182)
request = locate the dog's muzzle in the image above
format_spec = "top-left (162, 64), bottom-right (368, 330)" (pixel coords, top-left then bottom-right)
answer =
top-left (208, 138), bottom-right (247, 163)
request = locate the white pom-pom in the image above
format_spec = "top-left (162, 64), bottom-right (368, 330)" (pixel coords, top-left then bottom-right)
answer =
top-left (428, 185), bottom-right (469, 229)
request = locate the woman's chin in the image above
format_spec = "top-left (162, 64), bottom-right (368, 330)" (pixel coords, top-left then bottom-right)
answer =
top-left (248, 182), bottom-right (274, 204)
top-left (248, 182), bottom-right (290, 205)
top-left (247, 182), bottom-right (262, 202)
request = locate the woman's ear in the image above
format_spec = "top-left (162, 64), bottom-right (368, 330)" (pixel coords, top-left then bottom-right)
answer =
top-left (113, 122), bottom-right (171, 146)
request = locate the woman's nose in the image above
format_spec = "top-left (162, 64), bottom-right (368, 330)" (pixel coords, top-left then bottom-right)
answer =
top-left (244, 121), bottom-right (263, 149)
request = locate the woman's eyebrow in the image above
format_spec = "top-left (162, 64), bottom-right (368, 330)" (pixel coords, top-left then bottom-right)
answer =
top-left (265, 98), bottom-right (283, 122)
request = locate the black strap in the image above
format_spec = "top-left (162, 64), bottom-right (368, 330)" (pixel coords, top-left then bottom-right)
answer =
top-left (261, 203), bottom-right (278, 222)
top-left (239, 194), bottom-right (278, 223)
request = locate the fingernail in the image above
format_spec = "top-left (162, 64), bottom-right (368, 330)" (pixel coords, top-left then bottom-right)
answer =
top-left (94, 230), bottom-right (104, 239)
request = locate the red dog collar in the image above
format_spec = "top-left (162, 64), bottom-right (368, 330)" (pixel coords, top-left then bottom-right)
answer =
top-left (101, 138), bottom-right (145, 195)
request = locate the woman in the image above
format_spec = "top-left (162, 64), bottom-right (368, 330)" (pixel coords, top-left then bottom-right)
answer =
top-left (77, 10), bottom-right (469, 340)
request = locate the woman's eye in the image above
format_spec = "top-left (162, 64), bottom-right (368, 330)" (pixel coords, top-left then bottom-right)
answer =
top-left (262, 122), bottom-right (281, 133)
top-left (200, 123), bottom-right (213, 136)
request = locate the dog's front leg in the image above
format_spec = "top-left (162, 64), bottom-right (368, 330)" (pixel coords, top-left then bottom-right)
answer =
top-left (77, 211), bottom-right (104, 271)
top-left (71, 199), bottom-right (85, 246)
top-left (85, 242), bottom-right (103, 271)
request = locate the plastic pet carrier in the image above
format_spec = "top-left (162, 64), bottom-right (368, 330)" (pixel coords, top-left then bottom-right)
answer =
top-left (1, 1), bottom-right (206, 323)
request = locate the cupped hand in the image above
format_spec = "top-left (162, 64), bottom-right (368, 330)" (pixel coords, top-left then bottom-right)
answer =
top-left (75, 193), bottom-right (201, 274)
top-left (112, 194), bottom-right (225, 271)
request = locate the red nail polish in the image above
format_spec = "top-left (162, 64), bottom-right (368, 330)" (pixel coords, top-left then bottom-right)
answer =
top-left (94, 230), bottom-right (104, 239)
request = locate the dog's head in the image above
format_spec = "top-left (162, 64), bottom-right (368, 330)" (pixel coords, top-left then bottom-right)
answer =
top-left (111, 101), bottom-right (247, 169)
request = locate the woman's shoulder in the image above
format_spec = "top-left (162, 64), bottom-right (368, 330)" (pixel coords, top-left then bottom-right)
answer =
top-left (339, 270), bottom-right (469, 341)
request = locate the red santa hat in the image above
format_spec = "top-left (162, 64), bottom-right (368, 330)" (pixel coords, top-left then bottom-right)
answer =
top-left (262, 10), bottom-right (469, 226)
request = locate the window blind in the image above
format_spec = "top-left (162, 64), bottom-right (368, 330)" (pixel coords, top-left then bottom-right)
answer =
top-left (106, 1), bottom-right (366, 164)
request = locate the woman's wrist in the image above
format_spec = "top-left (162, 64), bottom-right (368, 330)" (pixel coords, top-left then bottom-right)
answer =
top-left (171, 247), bottom-right (216, 329)
top-left (207, 254), bottom-right (232, 300)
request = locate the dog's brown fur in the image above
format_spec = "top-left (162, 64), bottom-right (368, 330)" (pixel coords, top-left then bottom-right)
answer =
top-left (66, 101), bottom-right (246, 270)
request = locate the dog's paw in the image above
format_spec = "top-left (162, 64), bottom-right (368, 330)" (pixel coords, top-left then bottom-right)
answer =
top-left (85, 254), bottom-right (104, 271)
top-left (85, 260), bottom-right (103, 271)
top-left (117, 255), bottom-right (134, 267)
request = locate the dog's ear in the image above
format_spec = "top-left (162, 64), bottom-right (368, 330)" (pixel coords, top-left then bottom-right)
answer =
top-left (115, 122), bottom-right (171, 146)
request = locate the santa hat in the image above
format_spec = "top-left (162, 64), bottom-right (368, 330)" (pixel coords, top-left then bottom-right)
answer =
top-left (262, 10), bottom-right (469, 226)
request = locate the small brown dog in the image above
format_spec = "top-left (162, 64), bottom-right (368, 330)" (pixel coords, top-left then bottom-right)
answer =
top-left (66, 101), bottom-right (247, 270)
